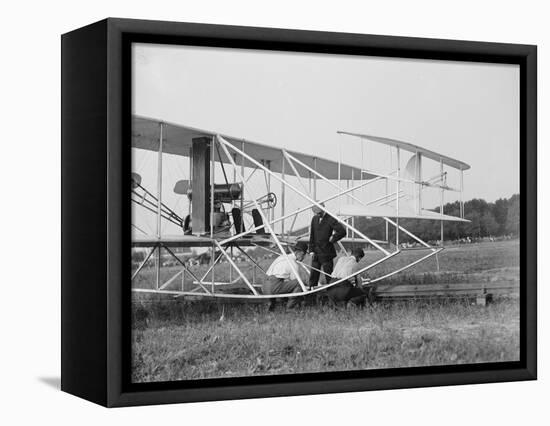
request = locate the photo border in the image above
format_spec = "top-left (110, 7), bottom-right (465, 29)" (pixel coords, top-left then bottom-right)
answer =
top-left (61, 18), bottom-right (536, 407)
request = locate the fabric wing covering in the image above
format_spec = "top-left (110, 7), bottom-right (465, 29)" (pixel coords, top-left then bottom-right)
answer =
top-left (132, 115), bottom-right (375, 180)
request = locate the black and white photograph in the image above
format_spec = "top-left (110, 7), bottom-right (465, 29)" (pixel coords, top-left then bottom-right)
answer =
top-left (130, 42), bottom-right (521, 383)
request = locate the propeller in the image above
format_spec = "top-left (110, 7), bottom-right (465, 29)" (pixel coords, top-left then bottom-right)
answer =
top-left (173, 179), bottom-right (190, 195)
top-left (131, 172), bottom-right (142, 189)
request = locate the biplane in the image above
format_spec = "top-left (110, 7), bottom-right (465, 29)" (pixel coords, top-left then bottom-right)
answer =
top-left (131, 115), bottom-right (470, 300)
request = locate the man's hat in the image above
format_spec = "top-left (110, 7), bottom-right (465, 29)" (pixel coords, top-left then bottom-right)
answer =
top-left (293, 242), bottom-right (308, 253)
top-left (351, 247), bottom-right (365, 259)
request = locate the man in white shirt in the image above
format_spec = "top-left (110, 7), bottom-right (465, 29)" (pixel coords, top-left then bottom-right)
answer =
top-left (263, 242), bottom-right (308, 310)
top-left (326, 248), bottom-right (369, 307)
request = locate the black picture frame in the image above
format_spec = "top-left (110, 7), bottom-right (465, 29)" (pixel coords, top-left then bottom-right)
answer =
top-left (61, 17), bottom-right (537, 407)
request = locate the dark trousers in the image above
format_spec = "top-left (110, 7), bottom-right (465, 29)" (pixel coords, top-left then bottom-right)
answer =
top-left (326, 280), bottom-right (367, 307)
top-left (309, 256), bottom-right (334, 287)
top-left (263, 276), bottom-right (302, 310)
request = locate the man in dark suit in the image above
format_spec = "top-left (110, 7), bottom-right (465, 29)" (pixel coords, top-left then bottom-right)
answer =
top-left (308, 203), bottom-right (346, 289)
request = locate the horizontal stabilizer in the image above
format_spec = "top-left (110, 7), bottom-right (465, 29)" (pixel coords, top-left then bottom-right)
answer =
top-left (337, 204), bottom-right (469, 222)
top-left (338, 131), bottom-right (470, 171)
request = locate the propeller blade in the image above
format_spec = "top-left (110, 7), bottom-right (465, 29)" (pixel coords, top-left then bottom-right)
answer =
top-left (131, 172), bottom-right (142, 189)
top-left (174, 179), bottom-right (190, 195)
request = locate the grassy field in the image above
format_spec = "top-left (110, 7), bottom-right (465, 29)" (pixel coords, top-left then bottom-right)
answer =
top-left (131, 239), bottom-right (520, 383)
top-left (132, 240), bottom-right (520, 290)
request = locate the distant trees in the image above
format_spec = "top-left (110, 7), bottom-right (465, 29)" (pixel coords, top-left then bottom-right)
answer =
top-left (493, 198), bottom-right (509, 234)
top-left (505, 194), bottom-right (520, 235)
top-left (354, 193), bottom-right (520, 243)
top-left (132, 250), bottom-right (146, 263)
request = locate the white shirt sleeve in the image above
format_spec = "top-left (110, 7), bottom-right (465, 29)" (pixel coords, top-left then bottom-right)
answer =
top-left (266, 254), bottom-right (299, 280)
top-left (332, 256), bottom-right (357, 279)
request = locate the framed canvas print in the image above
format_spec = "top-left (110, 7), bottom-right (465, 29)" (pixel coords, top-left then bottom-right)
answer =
top-left (61, 18), bottom-right (537, 407)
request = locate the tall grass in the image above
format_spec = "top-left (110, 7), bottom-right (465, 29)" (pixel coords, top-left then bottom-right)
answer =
top-left (132, 298), bottom-right (519, 382)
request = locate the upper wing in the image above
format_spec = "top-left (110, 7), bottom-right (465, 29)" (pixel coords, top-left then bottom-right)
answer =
top-left (133, 115), bottom-right (373, 180)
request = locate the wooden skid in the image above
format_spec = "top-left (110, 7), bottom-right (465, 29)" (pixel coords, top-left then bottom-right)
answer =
top-left (372, 282), bottom-right (519, 299)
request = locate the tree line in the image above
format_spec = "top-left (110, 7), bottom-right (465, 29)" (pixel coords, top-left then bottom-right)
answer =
top-left (354, 193), bottom-right (520, 243)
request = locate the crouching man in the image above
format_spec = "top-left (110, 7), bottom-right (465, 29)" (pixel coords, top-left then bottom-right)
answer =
top-left (327, 248), bottom-right (369, 307)
top-left (263, 242), bottom-right (309, 311)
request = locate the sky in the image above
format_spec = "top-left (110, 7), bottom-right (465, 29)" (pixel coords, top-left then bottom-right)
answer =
top-left (131, 43), bottom-right (519, 235)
